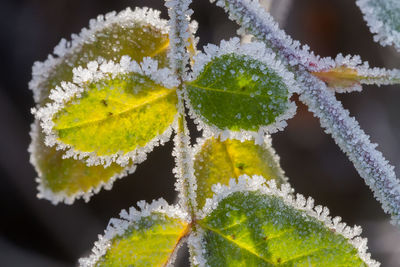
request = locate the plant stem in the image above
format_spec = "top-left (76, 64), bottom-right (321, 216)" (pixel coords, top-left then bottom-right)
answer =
top-left (216, 0), bottom-right (400, 227)
top-left (165, 0), bottom-right (197, 218)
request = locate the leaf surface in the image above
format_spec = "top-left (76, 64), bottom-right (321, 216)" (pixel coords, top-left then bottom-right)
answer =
top-left (187, 53), bottom-right (292, 132)
top-left (80, 200), bottom-right (189, 267)
top-left (194, 137), bottom-right (286, 209)
top-left (31, 8), bottom-right (169, 104)
top-left (198, 190), bottom-right (370, 266)
top-left (52, 73), bottom-right (177, 157)
top-left (29, 8), bottom-right (170, 203)
top-left (30, 121), bottom-right (128, 204)
top-left (96, 213), bottom-right (188, 267)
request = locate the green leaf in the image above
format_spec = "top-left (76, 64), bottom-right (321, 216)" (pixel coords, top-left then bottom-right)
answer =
top-left (29, 7), bottom-right (171, 203)
top-left (80, 200), bottom-right (189, 267)
top-left (357, 0), bottom-right (400, 51)
top-left (186, 40), bottom-right (297, 136)
top-left (46, 70), bottom-right (178, 165)
top-left (30, 7), bottom-right (169, 105)
top-left (29, 121), bottom-right (131, 204)
top-left (194, 137), bottom-right (287, 209)
top-left (196, 176), bottom-right (377, 267)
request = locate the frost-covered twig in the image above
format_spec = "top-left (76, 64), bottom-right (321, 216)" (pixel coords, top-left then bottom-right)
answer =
top-left (313, 54), bottom-right (400, 93)
top-left (165, 0), bottom-right (197, 217)
top-left (216, 0), bottom-right (400, 226)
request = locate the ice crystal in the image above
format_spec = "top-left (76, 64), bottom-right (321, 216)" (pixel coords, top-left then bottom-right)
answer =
top-left (186, 37), bottom-right (298, 143)
top-left (196, 174), bottom-right (379, 267)
top-left (165, 0), bottom-right (194, 77)
top-left (298, 72), bottom-right (400, 227)
top-left (28, 122), bottom-right (137, 205)
top-left (79, 198), bottom-right (188, 267)
top-left (172, 104), bottom-right (198, 216)
top-left (357, 0), bottom-right (400, 51)
top-left (33, 57), bottom-right (178, 167)
top-left (211, 0), bottom-right (334, 72)
top-left (216, 0), bottom-right (400, 228)
top-left (29, 7), bottom-right (169, 104)
top-left (313, 53), bottom-right (400, 93)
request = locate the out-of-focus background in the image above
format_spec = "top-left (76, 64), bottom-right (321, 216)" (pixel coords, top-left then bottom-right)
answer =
top-left (1, 0), bottom-right (400, 266)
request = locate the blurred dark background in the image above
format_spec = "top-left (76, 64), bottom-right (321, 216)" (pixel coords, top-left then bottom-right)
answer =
top-left (1, 0), bottom-right (400, 266)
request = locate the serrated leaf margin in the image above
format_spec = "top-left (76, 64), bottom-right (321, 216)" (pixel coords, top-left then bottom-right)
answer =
top-left (191, 174), bottom-right (379, 267)
top-left (29, 7), bottom-right (169, 104)
top-left (184, 37), bottom-right (298, 144)
top-left (79, 198), bottom-right (189, 267)
top-left (33, 56), bottom-right (179, 167)
top-left (28, 121), bottom-right (138, 205)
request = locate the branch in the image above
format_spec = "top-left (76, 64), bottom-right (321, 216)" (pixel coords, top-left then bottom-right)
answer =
top-left (215, 0), bottom-right (400, 227)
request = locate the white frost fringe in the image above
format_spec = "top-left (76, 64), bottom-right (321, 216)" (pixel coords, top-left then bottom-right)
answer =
top-left (186, 37), bottom-right (298, 144)
top-left (321, 53), bottom-right (400, 93)
top-left (29, 7), bottom-right (169, 104)
top-left (28, 121), bottom-right (137, 205)
top-left (356, 0), bottom-right (400, 52)
top-left (79, 198), bottom-right (188, 267)
top-left (32, 56), bottom-right (179, 167)
top-left (192, 174), bottom-right (379, 267)
top-left (216, 0), bottom-right (400, 228)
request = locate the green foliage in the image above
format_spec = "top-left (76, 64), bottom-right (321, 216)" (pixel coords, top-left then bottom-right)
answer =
top-left (186, 54), bottom-right (291, 131)
top-left (28, 2), bottom-right (397, 266)
top-left (53, 74), bottom-right (177, 157)
top-left (194, 137), bottom-right (286, 209)
top-left (95, 213), bottom-right (189, 266)
top-left (31, 121), bottom-right (125, 201)
top-left (198, 191), bottom-right (367, 266)
top-left (36, 21), bottom-right (169, 105)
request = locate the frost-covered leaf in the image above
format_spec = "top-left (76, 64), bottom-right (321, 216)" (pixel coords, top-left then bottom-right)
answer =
top-left (357, 0), bottom-right (400, 51)
top-left (29, 121), bottom-right (135, 204)
top-left (80, 199), bottom-right (189, 267)
top-left (193, 136), bottom-right (287, 209)
top-left (191, 175), bottom-right (379, 267)
top-left (29, 7), bottom-right (171, 203)
top-left (312, 54), bottom-right (400, 93)
top-left (186, 38), bottom-right (297, 141)
top-left (29, 7), bottom-right (169, 104)
top-left (34, 57), bottom-right (178, 167)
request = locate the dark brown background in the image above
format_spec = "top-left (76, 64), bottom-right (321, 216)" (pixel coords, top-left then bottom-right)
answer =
top-left (0, 0), bottom-right (399, 266)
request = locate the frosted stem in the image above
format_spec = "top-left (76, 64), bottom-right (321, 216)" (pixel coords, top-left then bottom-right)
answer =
top-left (217, 0), bottom-right (400, 226)
top-left (165, 0), bottom-right (197, 218)
top-left (299, 73), bottom-right (400, 227)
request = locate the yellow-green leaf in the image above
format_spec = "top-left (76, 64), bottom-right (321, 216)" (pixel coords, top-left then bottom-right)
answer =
top-left (30, 7), bottom-right (169, 104)
top-left (186, 39), bottom-right (298, 137)
top-left (29, 7), bottom-right (171, 203)
top-left (48, 72), bottom-right (178, 164)
top-left (196, 176), bottom-right (378, 267)
top-left (194, 137), bottom-right (287, 209)
top-left (29, 121), bottom-right (132, 204)
top-left (80, 200), bottom-right (190, 267)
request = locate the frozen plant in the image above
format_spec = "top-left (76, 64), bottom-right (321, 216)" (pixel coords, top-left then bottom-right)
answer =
top-left (28, 0), bottom-right (400, 266)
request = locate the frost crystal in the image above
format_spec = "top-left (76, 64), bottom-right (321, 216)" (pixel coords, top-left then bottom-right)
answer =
top-left (165, 0), bottom-right (194, 78)
top-left (197, 174), bottom-right (379, 267)
top-left (314, 53), bottom-right (400, 93)
top-left (28, 121), bottom-right (137, 205)
top-left (216, 0), bottom-right (400, 228)
top-left (33, 57), bottom-right (178, 167)
top-left (172, 114), bottom-right (198, 216)
top-left (299, 72), bottom-right (400, 228)
top-left (29, 7), bottom-right (169, 104)
top-left (186, 37), bottom-right (298, 143)
top-left (211, 0), bottom-right (335, 72)
top-left (78, 198), bottom-right (188, 267)
top-left (357, 0), bottom-right (400, 51)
